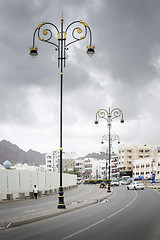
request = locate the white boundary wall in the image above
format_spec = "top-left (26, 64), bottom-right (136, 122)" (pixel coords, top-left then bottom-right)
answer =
top-left (0, 169), bottom-right (77, 200)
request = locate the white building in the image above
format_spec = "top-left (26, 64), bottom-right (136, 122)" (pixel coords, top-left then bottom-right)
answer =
top-left (133, 155), bottom-right (160, 179)
top-left (46, 150), bottom-right (59, 172)
top-left (75, 153), bottom-right (119, 181)
top-left (118, 143), bottom-right (160, 177)
top-left (46, 150), bottom-right (76, 172)
top-left (83, 158), bottom-right (106, 180)
top-left (0, 162), bottom-right (46, 171)
top-left (75, 158), bottom-right (85, 176)
top-left (110, 155), bottom-right (119, 178)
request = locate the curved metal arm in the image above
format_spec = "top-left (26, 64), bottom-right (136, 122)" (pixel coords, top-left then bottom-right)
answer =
top-left (31, 22), bottom-right (59, 49)
top-left (95, 109), bottom-right (109, 121)
top-left (95, 107), bottom-right (124, 123)
top-left (111, 108), bottom-right (124, 121)
top-left (101, 134), bottom-right (120, 144)
top-left (65, 20), bottom-right (94, 48)
top-left (30, 16), bottom-right (95, 63)
top-left (111, 134), bottom-right (120, 143)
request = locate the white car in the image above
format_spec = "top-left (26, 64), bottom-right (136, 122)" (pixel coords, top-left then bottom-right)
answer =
top-left (127, 181), bottom-right (145, 190)
top-left (111, 180), bottom-right (119, 186)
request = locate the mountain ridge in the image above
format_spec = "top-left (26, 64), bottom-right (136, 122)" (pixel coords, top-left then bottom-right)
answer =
top-left (0, 140), bottom-right (45, 166)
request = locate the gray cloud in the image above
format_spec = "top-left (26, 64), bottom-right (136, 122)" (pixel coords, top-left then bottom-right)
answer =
top-left (0, 0), bottom-right (160, 156)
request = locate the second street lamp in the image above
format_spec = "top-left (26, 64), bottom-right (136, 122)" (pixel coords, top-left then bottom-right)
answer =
top-left (29, 14), bottom-right (95, 209)
top-left (101, 133), bottom-right (120, 191)
top-left (95, 107), bottom-right (124, 192)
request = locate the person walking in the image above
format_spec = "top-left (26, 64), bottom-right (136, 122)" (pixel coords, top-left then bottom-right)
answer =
top-left (33, 185), bottom-right (38, 199)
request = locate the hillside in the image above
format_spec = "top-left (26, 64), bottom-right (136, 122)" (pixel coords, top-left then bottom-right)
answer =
top-left (0, 140), bottom-right (45, 166)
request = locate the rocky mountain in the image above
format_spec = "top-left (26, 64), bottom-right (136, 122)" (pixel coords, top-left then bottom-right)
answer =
top-left (77, 152), bottom-right (109, 160)
top-left (84, 152), bottom-right (108, 160)
top-left (0, 140), bottom-right (45, 166)
top-left (79, 151), bottom-right (118, 160)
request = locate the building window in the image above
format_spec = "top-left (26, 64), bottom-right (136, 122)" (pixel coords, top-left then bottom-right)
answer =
top-left (127, 150), bottom-right (132, 153)
top-left (145, 150), bottom-right (150, 153)
top-left (139, 150), bottom-right (144, 153)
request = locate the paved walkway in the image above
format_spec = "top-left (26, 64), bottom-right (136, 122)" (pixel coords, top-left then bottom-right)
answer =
top-left (0, 185), bottom-right (113, 230)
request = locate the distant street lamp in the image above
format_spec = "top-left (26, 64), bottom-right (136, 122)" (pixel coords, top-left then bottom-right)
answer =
top-left (101, 133), bottom-right (120, 190)
top-left (30, 14), bottom-right (95, 209)
top-left (95, 107), bottom-right (124, 192)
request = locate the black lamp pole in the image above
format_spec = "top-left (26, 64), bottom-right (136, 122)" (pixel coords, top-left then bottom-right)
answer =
top-left (29, 14), bottom-right (95, 209)
top-left (101, 133), bottom-right (120, 192)
top-left (95, 107), bottom-right (124, 192)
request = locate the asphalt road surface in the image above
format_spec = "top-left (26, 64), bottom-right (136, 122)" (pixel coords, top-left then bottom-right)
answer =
top-left (0, 185), bottom-right (101, 222)
top-left (1, 185), bottom-right (160, 240)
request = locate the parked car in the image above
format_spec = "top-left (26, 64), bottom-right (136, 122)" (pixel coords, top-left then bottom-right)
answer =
top-left (127, 181), bottom-right (145, 190)
top-left (111, 180), bottom-right (119, 186)
top-left (77, 179), bottom-right (81, 185)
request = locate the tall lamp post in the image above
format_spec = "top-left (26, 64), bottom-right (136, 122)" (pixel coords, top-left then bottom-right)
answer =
top-left (101, 133), bottom-right (120, 191)
top-left (29, 14), bottom-right (95, 209)
top-left (95, 107), bottom-right (124, 192)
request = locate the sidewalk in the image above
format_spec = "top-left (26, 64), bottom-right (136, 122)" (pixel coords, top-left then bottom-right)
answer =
top-left (0, 186), bottom-right (113, 230)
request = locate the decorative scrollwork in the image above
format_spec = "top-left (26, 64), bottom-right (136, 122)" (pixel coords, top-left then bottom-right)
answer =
top-left (97, 109), bottom-right (108, 120)
top-left (111, 108), bottom-right (122, 120)
top-left (103, 134), bottom-right (110, 141)
top-left (36, 22), bottom-right (59, 48)
top-left (111, 134), bottom-right (119, 141)
top-left (65, 21), bottom-right (88, 48)
top-left (30, 16), bottom-right (94, 66)
top-left (102, 134), bottom-right (120, 142)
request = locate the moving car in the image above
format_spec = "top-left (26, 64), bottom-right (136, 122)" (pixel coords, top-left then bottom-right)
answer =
top-left (127, 181), bottom-right (145, 190)
top-left (111, 180), bottom-right (119, 186)
top-left (120, 180), bottom-right (128, 185)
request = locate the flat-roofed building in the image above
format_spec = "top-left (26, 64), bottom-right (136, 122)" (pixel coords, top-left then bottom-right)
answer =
top-left (118, 143), bottom-right (160, 177)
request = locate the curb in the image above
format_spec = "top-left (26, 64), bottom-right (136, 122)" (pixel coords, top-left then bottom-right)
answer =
top-left (0, 190), bottom-right (114, 230)
top-left (146, 186), bottom-right (160, 190)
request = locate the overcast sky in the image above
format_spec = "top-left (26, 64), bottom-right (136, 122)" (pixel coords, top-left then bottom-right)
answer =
top-left (1, 0), bottom-right (160, 157)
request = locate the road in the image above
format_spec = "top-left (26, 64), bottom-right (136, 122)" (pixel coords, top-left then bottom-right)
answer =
top-left (0, 185), bottom-right (104, 222)
top-left (1, 185), bottom-right (160, 240)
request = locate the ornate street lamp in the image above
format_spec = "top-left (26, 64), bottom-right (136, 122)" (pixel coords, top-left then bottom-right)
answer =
top-left (101, 133), bottom-right (120, 190)
top-left (95, 107), bottom-right (124, 192)
top-left (29, 14), bottom-right (95, 209)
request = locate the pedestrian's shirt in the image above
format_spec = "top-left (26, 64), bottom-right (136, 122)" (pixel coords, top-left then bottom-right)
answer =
top-left (34, 187), bottom-right (38, 193)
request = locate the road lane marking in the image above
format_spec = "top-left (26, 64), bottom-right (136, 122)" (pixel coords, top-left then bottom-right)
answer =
top-left (62, 190), bottom-right (137, 239)
top-left (107, 191), bottom-right (137, 219)
top-left (23, 210), bottom-right (35, 213)
top-left (61, 219), bottom-right (106, 239)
